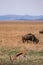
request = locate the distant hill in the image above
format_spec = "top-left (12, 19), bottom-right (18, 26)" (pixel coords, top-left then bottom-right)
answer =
top-left (0, 15), bottom-right (43, 20)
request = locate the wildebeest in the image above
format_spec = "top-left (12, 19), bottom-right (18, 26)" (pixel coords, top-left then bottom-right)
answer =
top-left (22, 33), bottom-right (39, 44)
top-left (39, 30), bottom-right (43, 34)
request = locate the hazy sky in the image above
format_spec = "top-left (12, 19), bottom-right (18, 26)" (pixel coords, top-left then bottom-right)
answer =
top-left (0, 0), bottom-right (43, 16)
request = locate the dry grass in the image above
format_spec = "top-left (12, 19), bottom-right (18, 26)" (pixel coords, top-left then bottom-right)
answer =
top-left (0, 20), bottom-right (43, 65)
top-left (0, 21), bottom-right (43, 50)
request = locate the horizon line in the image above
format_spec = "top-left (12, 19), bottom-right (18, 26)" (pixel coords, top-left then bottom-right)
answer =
top-left (0, 14), bottom-right (43, 16)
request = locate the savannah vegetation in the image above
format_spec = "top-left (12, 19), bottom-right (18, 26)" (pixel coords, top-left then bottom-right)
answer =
top-left (0, 20), bottom-right (43, 65)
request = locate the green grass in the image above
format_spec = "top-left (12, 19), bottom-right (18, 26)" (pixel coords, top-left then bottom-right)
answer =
top-left (27, 50), bottom-right (43, 56)
top-left (0, 48), bottom-right (43, 65)
top-left (0, 47), bottom-right (21, 56)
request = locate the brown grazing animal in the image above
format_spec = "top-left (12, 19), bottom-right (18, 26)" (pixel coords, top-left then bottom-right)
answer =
top-left (13, 52), bottom-right (26, 60)
top-left (22, 33), bottom-right (39, 44)
top-left (39, 30), bottom-right (43, 34)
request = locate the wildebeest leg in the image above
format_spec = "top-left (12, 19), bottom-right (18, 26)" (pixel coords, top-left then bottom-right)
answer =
top-left (27, 40), bottom-right (29, 43)
top-left (32, 36), bottom-right (34, 43)
top-left (22, 38), bottom-right (25, 43)
top-left (22, 39), bottom-right (24, 43)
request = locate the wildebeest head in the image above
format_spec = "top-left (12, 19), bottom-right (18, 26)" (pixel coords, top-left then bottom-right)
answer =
top-left (33, 35), bottom-right (39, 43)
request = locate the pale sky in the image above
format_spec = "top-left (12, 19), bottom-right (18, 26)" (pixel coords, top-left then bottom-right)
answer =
top-left (0, 0), bottom-right (43, 16)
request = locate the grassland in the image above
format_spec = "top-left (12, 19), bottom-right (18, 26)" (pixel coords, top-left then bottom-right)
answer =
top-left (0, 20), bottom-right (43, 65)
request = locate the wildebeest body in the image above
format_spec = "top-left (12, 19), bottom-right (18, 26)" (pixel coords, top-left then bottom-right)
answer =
top-left (39, 30), bottom-right (43, 34)
top-left (22, 33), bottom-right (39, 43)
